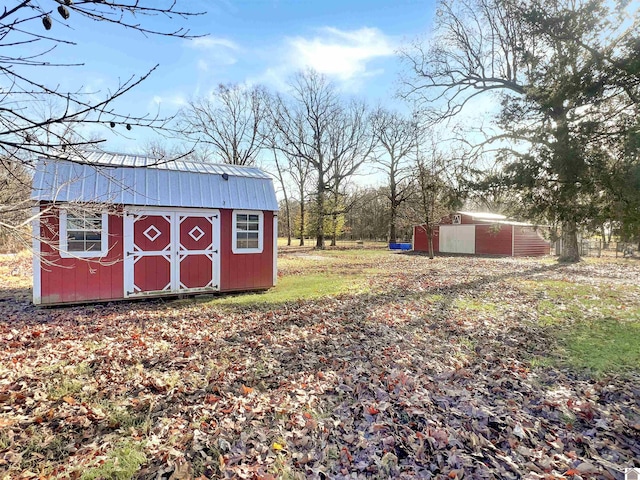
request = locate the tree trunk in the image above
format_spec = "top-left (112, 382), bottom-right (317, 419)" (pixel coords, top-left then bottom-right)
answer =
top-left (389, 177), bottom-right (398, 244)
top-left (427, 224), bottom-right (434, 260)
top-left (299, 198), bottom-right (305, 246)
top-left (559, 219), bottom-right (580, 262)
top-left (389, 204), bottom-right (397, 244)
top-left (600, 223), bottom-right (607, 249)
top-left (285, 203), bottom-right (292, 246)
top-left (315, 179), bottom-right (325, 249)
top-left (271, 150), bottom-right (291, 246)
top-left (330, 212), bottom-right (337, 246)
top-left (282, 188), bottom-right (291, 247)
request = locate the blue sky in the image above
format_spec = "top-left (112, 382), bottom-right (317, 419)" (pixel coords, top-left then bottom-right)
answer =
top-left (20, 0), bottom-right (438, 153)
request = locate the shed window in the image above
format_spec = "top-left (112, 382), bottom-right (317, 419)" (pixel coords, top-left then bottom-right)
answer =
top-left (232, 211), bottom-right (263, 254)
top-left (60, 210), bottom-right (109, 258)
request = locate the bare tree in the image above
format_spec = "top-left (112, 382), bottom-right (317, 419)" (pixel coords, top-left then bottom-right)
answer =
top-left (269, 70), bottom-right (373, 248)
top-left (406, 135), bottom-right (466, 259)
top-left (371, 108), bottom-right (420, 243)
top-left (142, 138), bottom-right (195, 163)
top-left (326, 99), bottom-right (375, 246)
top-left (179, 84), bottom-right (267, 165)
top-left (270, 149), bottom-right (293, 246)
top-left (0, 159), bottom-right (31, 251)
top-left (261, 91), bottom-right (314, 246)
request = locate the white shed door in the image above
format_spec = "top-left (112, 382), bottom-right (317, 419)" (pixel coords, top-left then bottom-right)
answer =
top-left (439, 225), bottom-right (476, 254)
top-left (124, 207), bottom-right (220, 297)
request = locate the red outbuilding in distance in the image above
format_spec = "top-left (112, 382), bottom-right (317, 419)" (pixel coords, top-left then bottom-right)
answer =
top-left (413, 211), bottom-right (550, 257)
top-left (31, 152), bottom-right (278, 305)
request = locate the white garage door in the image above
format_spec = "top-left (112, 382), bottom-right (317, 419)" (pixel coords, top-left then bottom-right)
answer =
top-left (439, 225), bottom-right (476, 254)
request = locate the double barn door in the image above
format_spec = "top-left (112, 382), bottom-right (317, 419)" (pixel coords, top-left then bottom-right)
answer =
top-left (124, 208), bottom-right (220, 297)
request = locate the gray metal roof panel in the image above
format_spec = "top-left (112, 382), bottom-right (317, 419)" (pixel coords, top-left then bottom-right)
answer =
top-left (63, 151), bottom-right (272, 179)
top-left (31, 158), bottom-right (278, 211)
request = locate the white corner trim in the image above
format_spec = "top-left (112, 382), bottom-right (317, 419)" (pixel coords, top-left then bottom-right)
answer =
top-left (59, 209), bottom-right (109, 259)
top-left (231, 210), bottom-right (264, 254)
top-left (32, 206), bottom-right (41, 305)
top-left (273, 214), bottom-right (278, 286)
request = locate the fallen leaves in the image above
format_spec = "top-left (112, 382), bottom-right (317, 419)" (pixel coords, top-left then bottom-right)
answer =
top-left (0, 252), bottom-right (639, 478)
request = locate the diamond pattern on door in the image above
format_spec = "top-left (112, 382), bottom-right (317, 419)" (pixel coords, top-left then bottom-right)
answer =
top-left (143, 225), bottom-right (162, 242)
top-left (188, 226), bottom-right (205, 242)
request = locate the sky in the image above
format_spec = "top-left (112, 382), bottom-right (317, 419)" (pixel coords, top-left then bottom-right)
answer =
top-left (15, 0), bottom-right (438, 157)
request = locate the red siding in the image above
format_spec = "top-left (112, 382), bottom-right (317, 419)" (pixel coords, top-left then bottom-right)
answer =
top-left (513, 227), bottom-right (550, 256)
top-left (475, 224), bottom-right (513, 256)
top-left (413, 225), bottom-right (439, 253)
top-left (219, 210), bottom-right (274, 291)
top-left (38, 205), bottom-right (124, 305)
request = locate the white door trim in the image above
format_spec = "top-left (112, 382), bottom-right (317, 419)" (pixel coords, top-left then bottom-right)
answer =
top-left (124, 207), bottom-right (220, 298)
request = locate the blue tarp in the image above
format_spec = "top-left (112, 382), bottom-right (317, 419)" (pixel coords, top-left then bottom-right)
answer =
top-left (389, 243), bottom-right (412, 251)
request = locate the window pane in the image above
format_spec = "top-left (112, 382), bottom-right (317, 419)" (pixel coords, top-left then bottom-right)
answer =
top-left (247, 238), bottom-right (259, 249)
top-left (85, 231), bottom-right (101, 241)
top-left (67, 216), bottom-right (84, 230)
top-left (248, 232), bottom-right (259, 240)
top-left (237, 222), bottom-right (248, 231)
top-left (85, 241), bottom-right (102, 251)
top-left (237, 214), bottom-right (248, 222)
top-left (85, 216), bottom-right (102, 230)
top-left (248, 222), bottom-right (259, 231)
top-left (248, 214), bottom-right (259, 222)
top-left (67, 240), bottom-right (86, 251)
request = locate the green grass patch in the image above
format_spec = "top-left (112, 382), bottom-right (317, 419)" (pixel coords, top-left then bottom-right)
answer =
top-left (210, 273), bottom-right (367, 307)
top-left (561, 319), bottom-right (640, 374)
top-left (519, 279), bottom-right (640, 374)
top-left (81, 440), bottom-right (147, 480)
top-left (453, 297), bottom-right (498, 313)
top-left (47, 377), bottom-right (83, 400)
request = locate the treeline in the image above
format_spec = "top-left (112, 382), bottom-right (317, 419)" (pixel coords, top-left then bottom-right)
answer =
top-left (1, 0), bottom-right (639, 262)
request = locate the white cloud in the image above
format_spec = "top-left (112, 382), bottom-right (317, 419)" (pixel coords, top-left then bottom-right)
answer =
top-left (149, 93), bottom-right (187, 109)
top-left (186, 37), bottom-right (239, 51)
top-left (287, 27), bottom-right (395, 81)
top-left (184, 36), bottom-right (240, 73)
top-left (250, 27), bottom-right (396, 93)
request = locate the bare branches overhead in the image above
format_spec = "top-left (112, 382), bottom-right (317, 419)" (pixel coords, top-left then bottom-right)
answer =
top-left (0, 0), bottom-right (205, 164)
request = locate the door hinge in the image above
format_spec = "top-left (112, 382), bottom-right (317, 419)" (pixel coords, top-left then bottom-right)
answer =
top-left (213, 214), bottom-right (219, 219)
top-left (213, 249), bottom-right (218, 254)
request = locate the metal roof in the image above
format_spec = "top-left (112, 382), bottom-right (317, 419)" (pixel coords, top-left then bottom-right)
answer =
top-left (59, 151), bottom-right (272, 178)
top-left (457, 211), bottom-right (540, 227)
top-left (31, 154), bottom-right (278, 211)
top-left (457, 211), bottom-right (507, 221)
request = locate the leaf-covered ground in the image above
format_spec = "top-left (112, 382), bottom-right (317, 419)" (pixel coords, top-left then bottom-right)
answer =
top-left (1, 250), bottom-right (639, 479)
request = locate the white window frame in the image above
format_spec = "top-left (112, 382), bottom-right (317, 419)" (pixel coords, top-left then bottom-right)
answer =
top-left (59, 209), bottom-right (109, 258)
top-left (232, 210), bottom-right (263, 254)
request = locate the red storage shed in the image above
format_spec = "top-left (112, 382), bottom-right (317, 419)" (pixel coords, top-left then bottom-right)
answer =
top-left (31, 152), bottom-right (278, 305)
top-left (413, 211), bottom-right (550, 257)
